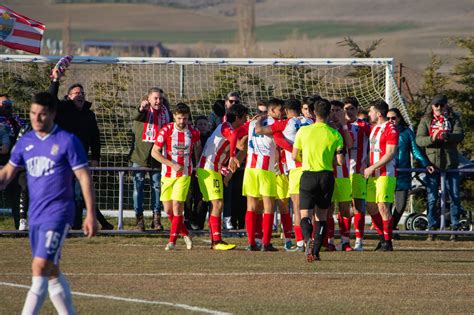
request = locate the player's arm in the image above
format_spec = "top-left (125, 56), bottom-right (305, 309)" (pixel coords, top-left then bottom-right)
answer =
top-left (0, 163), bottom-right (20, 190)
top-left (74, 167), bottom-right (98, 237)
top-left (151, 144), bottom-right (182, 172)
top-left (274, 132), bottom-right (293, 152)
top-left (364, 144), bottom-right (398, 179)
top-left (255, 116), bottom-right (272, 135)
top-left (292, 130), bottom-right (302, 162)
top-left (340, 126), bottom-right (354, 150)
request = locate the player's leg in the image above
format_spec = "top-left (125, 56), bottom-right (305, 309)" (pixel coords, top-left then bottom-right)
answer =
top-left (311, 171), bottom-right (335, 261)
top-left (171, 176), bottom-right (193, 249)
top-left (245, 196), bottom-right (260, 250)
top-left (375, 176), bottom-right (396, 251)
top-left (366, 176), bottom-right (385, 250)
top-left (338, 202), bottom-right (353, 251)
top-left (289, 168), bottom-right (304, 250)
top-left (260, 170), bottom-right (278, 251)
top-left (326, 206), bottom-right (336, 251)
top-left (161, 177), bottom-right (177, 249)
top-left (243, 169), bottom-right (261, 250)
top-left (351, 174), bottom-right (367, 250)
top-left (276, 174), bottom-right (293, 250)
top-left (23, 223), bottom-right (74, 315)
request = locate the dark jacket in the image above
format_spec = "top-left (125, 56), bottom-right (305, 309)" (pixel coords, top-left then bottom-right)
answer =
top-left (48, 81), bottom-right (101, 161)
top-left (130, 107), bottom-right (170, 168)
top-left (415, 110), bottom-right (464, 170)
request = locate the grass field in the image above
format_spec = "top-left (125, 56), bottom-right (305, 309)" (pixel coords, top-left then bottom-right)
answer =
top-left (1, 216), bottom-right (474, 314)
top-left (42, 21), bottom-right (416, 43)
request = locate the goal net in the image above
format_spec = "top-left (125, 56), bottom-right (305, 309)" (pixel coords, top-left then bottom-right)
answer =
top-left (0, 56), bottom-right (408, 213)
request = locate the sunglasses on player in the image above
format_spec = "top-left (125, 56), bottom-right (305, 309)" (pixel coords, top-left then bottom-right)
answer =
top-left (387, 116), bottom-right (398, 121)
top-left (433, 103), bottom-right (445, 108)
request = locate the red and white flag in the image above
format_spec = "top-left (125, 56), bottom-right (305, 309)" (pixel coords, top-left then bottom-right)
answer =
top-left (0, 5), bottom-right (45, 54)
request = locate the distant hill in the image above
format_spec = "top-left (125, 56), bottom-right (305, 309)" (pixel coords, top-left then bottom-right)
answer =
top-left (51, 0), bottom-right (234, 10)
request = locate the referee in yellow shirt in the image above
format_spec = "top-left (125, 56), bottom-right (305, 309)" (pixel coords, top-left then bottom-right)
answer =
top-left (292, 99), bottom-right (345, 262)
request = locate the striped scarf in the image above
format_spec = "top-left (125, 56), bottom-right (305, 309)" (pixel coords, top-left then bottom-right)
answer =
top-left (142, 106), bottom-right (169, 142)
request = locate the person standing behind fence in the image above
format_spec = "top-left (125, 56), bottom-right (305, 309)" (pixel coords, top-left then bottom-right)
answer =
top-left (0, 93), bottom-right (26, 230)
top-left (387, 108), bottom-right (434, 239)
top-left (415, 94), bottom-right (465, 241)
top-left (49, 68), bottom-right (113, 231)
top-left (130, 87), bottom-right (171, 231)
top-left (152, 103), bottom-right (202, 250)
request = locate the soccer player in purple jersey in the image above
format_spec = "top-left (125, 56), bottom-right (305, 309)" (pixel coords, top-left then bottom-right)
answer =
top-left (0, 92), bottom-right (98, 315)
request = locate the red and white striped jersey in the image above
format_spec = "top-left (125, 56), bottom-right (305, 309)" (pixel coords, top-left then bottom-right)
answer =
top-left (155, 123), bottom-right (201, 178)
top-left (369, 121), bottom-right (399, 177)
top-left (347, 119), bottom-right (371, 175)
top-left (199, 122), bottom-right (233, 172)
top-left (274, 148), bottom-right (287, 175)
top-left (333, 127), bottom-right (350, 178)
top-left (271, 116), bottom-right (313, 170)
top-left (246, 118), bottom-right (277, 171)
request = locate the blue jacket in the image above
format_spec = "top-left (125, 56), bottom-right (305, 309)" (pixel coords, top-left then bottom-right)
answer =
top-left (396, 126), bottom-right (431, 190)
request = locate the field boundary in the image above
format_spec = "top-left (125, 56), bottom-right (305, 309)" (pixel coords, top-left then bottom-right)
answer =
top-left (0, 281), bottom-right (231, 315)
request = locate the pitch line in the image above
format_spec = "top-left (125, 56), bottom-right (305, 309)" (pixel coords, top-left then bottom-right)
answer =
top-left (2, 271), bottom-right (474, 277)
top-left (0, 281), bottom-right (231, 315)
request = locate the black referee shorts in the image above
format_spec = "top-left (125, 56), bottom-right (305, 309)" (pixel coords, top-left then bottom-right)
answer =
top-left (299, 170), bottom-right (335, 210)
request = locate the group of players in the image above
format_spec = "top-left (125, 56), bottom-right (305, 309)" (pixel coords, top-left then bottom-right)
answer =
top-left (151, 94), bottom-right (399, 258)
top-left (0, 89), bottom-right (399, 313)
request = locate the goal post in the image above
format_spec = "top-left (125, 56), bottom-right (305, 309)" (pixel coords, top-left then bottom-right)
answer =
top-left (0, 55), bottom-right (409, 212)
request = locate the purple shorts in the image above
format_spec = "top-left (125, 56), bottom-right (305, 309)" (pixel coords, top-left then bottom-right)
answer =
top-left (29, 222), bottom-right (70, 265)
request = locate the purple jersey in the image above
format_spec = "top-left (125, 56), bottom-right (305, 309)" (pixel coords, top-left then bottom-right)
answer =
top-left (9, 125), bottom-right (88, 225)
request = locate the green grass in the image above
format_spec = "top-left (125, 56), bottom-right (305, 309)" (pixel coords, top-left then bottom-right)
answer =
top-left (1, 235), bottom-right (474, 314)
top-left (43, 21), bottom-right (417, 44)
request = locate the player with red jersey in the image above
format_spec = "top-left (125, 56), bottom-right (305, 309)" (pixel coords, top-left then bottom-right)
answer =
top-left (152, 103), bottom-right (202, 250)
top-left (243, 99), bottom-right (284, 251)
top-left (364, 99), bottom-right (399, 251)
top-left (255, 98), bottom-right (313, 251)
top-left (343, 96), bottom-right (371, 251)
top-left (326, 100), bottom-right (354, 251)
top-left (197, 104), bottom-right (249, 250)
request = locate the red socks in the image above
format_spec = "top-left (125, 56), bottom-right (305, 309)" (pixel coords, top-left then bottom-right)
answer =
top-left (255, 213), bottom-right (263, 240)
top-left (354, 212), bottom-right (365, 238)
top-left (245, 211), bottom-right (256, 246)
top-left (371, 213), bottom-right (384, 236)
top-left (168, 213), bottom-right (188, 237)
top-left (327, 214), bottom-right (335, 239)
top-left (169, 215), bottom-right (183, 243)
top-left (294, 225), bottom-right (304, 243)
top-left (262, 213), bottom-right (273, 246)
top-left (280, 212), bottom-right (293, 239)
top-left (209, 215), bottom-right (222, 242)
top-left (383, 218), bottom-right (393, 241)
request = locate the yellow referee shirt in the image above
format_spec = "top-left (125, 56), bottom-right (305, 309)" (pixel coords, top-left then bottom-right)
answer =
top-left (293, 122), bottom-right (343, 172)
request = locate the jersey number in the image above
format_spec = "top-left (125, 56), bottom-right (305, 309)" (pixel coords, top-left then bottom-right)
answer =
top-left (45, 230), bottom-right (61, 251)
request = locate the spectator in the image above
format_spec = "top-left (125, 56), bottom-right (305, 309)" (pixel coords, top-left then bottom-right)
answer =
top-left (357, 109), bottom-right (370, 123)
top-left (387, 108), bottom-right (434, 239)
top-left (0, 94), bottom-right (26, 229)
top-left (184, 115), bottom-right (211, 230)
top-left (208, 100), bottom-right (226, 132)
top-left (224, 91), bottom-right (240, 111)
top-left (130, 87), bottom-right (170, 231)
top-left (49, 68), bottom-right (114, 230)
top-left (416, 94), bottom-right (465, 241)
top-left (15, 124), bottom-right (32, 231)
